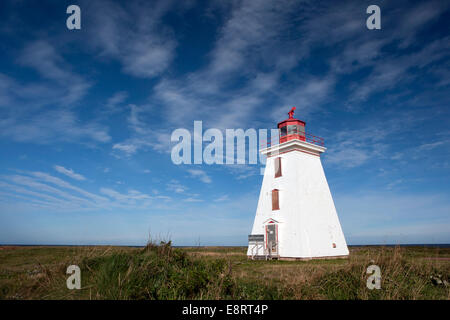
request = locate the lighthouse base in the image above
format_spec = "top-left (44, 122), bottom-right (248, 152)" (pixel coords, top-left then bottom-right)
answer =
top-left (247, 255), bottom-right (349, 261)
top-left (278, 255), bottom-right (348, 261)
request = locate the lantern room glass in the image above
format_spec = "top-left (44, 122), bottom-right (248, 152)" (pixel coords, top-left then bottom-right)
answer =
top-left (286, 125), bottom-right (305, 135)
top-left (287, 125), bottom-right (298, 135)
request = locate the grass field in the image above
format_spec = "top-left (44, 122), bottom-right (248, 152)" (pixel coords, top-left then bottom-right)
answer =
top-left (0, 243), bottom-right (449, 300)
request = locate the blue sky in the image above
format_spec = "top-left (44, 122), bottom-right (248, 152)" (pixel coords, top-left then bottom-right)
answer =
top-left (0, 0), bottom-right (449, 246)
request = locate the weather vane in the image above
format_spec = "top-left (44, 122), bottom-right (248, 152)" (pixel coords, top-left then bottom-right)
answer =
top-left (288, 107), bottom-right (296, 119)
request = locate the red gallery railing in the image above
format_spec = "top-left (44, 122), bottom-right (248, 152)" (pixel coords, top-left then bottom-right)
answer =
top-left (260, 132), bottom-right (325, 149)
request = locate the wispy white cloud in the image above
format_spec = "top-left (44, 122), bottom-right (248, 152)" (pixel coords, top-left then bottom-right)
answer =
top-left (1, 175), bottom-right (97, 208)
top-left (187, 169), bottom-right (212, 184)
top-left (149, 1), bottom-right (320, 132)
top-left (225, 164), bottom-right (259, 180)
top-left (417, 139), bottom-right (450, 151)
top-left (54, 165), bottom-right (86, 181)
top-left (100, 188), bottom-right (151, 202)
top-left (18, 40), bottom-right (92, 104)
top-left (214, 195), bottom-right (229, 202)
top-left (109, 0), bottom-right (450, 161)
top-left (0, 180), bottom-right (81, 208)
top-left (0, 170), bottom-right (174, 212)
top-left (112, 103), bottom-right (171, 156)
top-left (166, 179), bottom-right (188, 194)
top-left (184, 197), bottom-right (204, 203)
top-left (323, 113), bottom-right (421, 168)
top-left (0, 109), bottom-right (110, 144)
top-left (105, 91), bottom-right (128, 114)
top-left (29, 171), bottom-right (108, 203)
top-left (270, 76), bottom-right (336, 122)
top-left (0, 39), bottom-right (109, 146)
top-left (166, 180), bottom-right (204, 203)
top-left (84, 0), bottom-right (180, 78)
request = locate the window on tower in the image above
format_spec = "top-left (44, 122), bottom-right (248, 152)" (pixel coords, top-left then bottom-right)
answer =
top-left (287, 125), bottom-right (298, 135)
top-left (274, 157), bottom-right (282, 178)
top-left (286, 124), bottom-right (305, 136)
top-left (299, 125), bottom-right (305, 137)
top-left (272, 189), bottom-right (279, 211)
top-left (280, 126), bottom-right (287, 137)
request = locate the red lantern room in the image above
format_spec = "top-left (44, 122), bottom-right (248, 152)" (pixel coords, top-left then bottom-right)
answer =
top-left (277, 107), bottom-right (306, 143)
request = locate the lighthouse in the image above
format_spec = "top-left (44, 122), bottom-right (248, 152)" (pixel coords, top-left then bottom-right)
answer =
top-left (247, 107), bottom-right (349, 260)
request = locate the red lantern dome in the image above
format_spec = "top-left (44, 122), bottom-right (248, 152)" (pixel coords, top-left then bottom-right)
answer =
top-left (277, 107), bottom-right (306, 144)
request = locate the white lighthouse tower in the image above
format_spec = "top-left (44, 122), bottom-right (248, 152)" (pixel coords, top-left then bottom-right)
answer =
top-left (247, 107), bottom-right (349, 260)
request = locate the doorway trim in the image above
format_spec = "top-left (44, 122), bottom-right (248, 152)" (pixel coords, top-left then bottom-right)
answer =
top-left (264, 219), bottom-right (279, 255)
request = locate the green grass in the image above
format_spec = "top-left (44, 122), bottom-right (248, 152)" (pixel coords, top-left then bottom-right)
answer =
top-left (0, 244), bottom-right (449, 300)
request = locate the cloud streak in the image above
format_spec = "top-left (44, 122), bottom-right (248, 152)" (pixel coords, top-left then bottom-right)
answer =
top-left (54, 165), bottom-right (86, 181)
